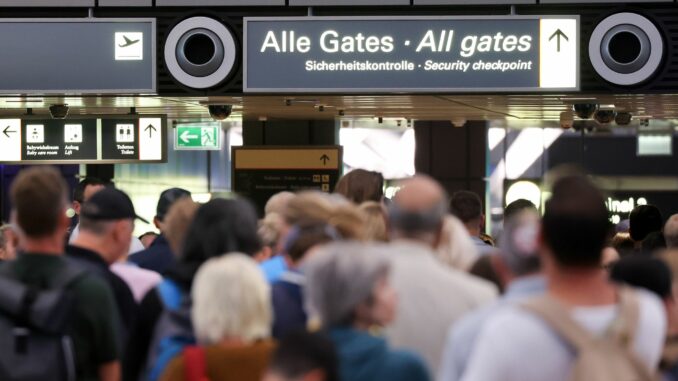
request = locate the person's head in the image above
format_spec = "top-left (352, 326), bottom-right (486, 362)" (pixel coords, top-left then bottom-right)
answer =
top-left (305, 242), bottom-right (396, 330)
top-left (255, 213), bottom-right (283, 263)
top-left (283, 223), bottom-right (340, 267)
top-left (541, 175), bottom-right (610, 270)
top-left (191, 254), bottom-right (271, 345)
top-left (265, 191), bottom-right (296, 216)
top-left (175, 198), bottom-right (261, 287)
top-left (11, 167), bottom-right (70, 245)
top-left (492, 210), bottom-right (541, 287)
top-left (333, 169), bottom-right (384, 205)
top-left (359, 201), bottom-right (389, 242)
top-left (665, 215), bottom-right (678, 249)
top-left (641, 231), bottom-right (667, 255)
top-left (450, 191), bottom-right (484, 235)
top-left (139, 232), bottom-right (158, 249)
top-left (72, 177), bottom-right (105, 216)
top-left (154, 188), bottom-right (191, 232)
top-left (610, 255), bottom-right (672, 300)
top-left (504, 199), bottom-right (537, 222)
top-left (77, 188), bottom-right (148, 264)
top-left (284, 192), bottom-right (366, 241)
top-left (629, 204), bottom-right (663, 242)
top-left (263, 331), bottom-right (339, 381)
top-left (611, 232), bottom-right (635, 257)
top-left (0, 225), bottom-right (18, 261)
top-left (388, 175), bottom-right (447, 248)
top-left (163, 197), bottom-right (199, 256)
top-left (469, 255), bottom-right (503, 293)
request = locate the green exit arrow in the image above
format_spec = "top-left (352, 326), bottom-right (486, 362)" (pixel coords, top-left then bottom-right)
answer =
top-left (180, 130), bottom-right (199, 144)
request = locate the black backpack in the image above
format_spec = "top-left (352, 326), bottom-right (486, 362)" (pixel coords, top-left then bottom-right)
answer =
top-left (0, 262), bottom-right (85, 381)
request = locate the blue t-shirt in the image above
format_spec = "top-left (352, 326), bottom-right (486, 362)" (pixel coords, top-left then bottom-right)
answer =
top-left (260, 255), bottom-right (288, 283)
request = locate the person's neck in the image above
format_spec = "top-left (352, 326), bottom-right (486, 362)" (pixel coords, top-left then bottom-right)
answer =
top-left (547, 266), bottom-right (616, 307)
top-left (24, 235), bottom-right (64, 255)
top-left (72, 234), bottom-right (113, 265)
top-left (465, 224), bottom-right (481, 238)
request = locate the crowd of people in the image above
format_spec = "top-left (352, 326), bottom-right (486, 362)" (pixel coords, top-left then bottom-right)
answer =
top-left (0, 165), bottom-right (677, 381)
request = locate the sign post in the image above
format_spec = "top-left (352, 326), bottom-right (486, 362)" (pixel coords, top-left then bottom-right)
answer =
top-left (244, 16), bottom-right (579, 92)
top-left (232, 146), bottom-right (343, 215)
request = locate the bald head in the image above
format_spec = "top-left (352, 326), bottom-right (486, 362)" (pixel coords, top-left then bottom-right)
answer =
top-left (390, 176), bottom-right (447, 246)
top-left (665, 214), bottom-right (678, 249)
top-left (394, 175), bottom-right (446, 212)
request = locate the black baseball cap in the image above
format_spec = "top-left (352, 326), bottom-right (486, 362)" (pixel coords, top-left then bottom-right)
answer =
top-left (81, 188), bottom-right (149, 224)
top-left (156, 188), bottom-right (192, 221)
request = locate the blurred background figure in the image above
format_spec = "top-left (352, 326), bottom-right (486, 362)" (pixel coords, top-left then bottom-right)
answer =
top-left (272, 222), bottom-right (339, 339)
top-left (256, 213), bottom-right (283, 263)
top-left (439, 209), bottom-right (543, 381)
top-left (503, 199), bottom-right (538, 222)
top-left (260, 191), bottom-right (297, 283)
top-left (387, 176), bottom-right (496, 373)
top-left (450, 191), bottom-right (494, 255)
top-left (664, 215), bottom-right (678, 250)
top-left (125, 198), bottom-right (262, 381)
top-left (129, 188), bottom-right (192, 274)
top-left (0, 224), bottom-right (18, 261)
top-left (161, 254), bottom-right (275, 381)
top-left (359, 201), bottom-right (389, 242)
top-left (629, 204), bottom-right (663, 248)
top-left (140, 231), bottom-right (159, 249)
top-left (262, 331), bottom-right (339, 381)
top-left (611, 232), bottom-right (635, 258)
top-left (658, 251), bottom-right (678, 380)
top-left (305, 242), bottom-right (431, 381)
top-left (333, 169), bottom-right (384, 205)
top-left (69, 177), bottom-right (105, 241)
top-left (435, 216), bottom-right (479, 271)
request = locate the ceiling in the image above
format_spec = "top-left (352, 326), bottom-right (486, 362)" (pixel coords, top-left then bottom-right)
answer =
top-left (0, 94), bottom-right (674, 124)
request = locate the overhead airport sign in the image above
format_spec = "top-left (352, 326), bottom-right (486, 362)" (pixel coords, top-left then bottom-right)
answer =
top-left (232, 146), bottom-right (342, 215)
top-left (244, 16), bottom-right (579, 93)
top-left (174, 124), bottom-right (222, 150)
top-left (0, 116), bottom-right (166, 164)
top-left (0, 19), bottom-right (155, 94)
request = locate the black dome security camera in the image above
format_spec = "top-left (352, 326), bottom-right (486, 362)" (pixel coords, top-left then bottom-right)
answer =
top-left (49, 104), bottom-right (69, 119)
top-left (573, 104), bottom-right (599, 119)
top-left (208, 105), bottom-right (232, 121)
top-left (594, 109), bottom-right (617, 124)
top-left (615, 112), bottom-right (633, 126)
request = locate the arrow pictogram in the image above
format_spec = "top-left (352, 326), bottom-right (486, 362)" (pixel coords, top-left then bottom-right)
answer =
top-left (549, 29), bottom-right (569, 53)
top-left (3, 126), bottom-right (16, 138)
top-left (320, 154), bottom-right (330, 165)
top-left (144, 124), bottom-right (157, 138)
top-left (180, 130), bottom-right (198, 144)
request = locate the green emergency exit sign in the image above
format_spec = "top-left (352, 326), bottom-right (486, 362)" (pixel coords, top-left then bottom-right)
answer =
top-left (174, 124), bottom-right (221, 151)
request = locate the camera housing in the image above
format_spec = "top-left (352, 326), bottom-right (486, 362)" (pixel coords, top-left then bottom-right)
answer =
top-left (615, 112), bottom-right (633, 126)
top-left (208, 105), bottom-right (232, 120)
top-left (49, 104), bottom-right (69, 119)
top-left (594, 109), bottom-right (617, 124)
top-left (573, 104), bottom-right (599, 119)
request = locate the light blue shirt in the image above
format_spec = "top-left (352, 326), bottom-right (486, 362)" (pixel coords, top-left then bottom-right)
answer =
top-left (471, 236), bottom-right (495, 256)
top-left (260, 255), bottom-right (288, 284)
top-left (437, 275), bottom-right (546, 381)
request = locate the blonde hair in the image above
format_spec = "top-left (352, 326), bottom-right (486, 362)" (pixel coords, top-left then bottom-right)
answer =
top-left (258, 213), bottom-right (282, 248)
top-left (285, 192), bottom-right (366, 240)
top-left (359, 202), bottom-right (388, 242)
top-left (191, 253), bottom-right (272, 344)
top-left (164, 197), bottom-right (199, 256)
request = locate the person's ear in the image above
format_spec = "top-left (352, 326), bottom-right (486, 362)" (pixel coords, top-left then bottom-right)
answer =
top-left (73, 201), bottom-right (81, 215)
top-left (153, 217), bottom-right (162, 230)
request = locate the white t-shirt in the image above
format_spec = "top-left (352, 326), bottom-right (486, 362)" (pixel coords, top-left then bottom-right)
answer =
top-left (461, 289), bottom-right (667, 381)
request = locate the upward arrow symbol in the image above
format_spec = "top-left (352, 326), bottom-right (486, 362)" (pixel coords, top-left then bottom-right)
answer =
top-left (320, 154), bottom-right (330, 165)
top-left (144, 124), bottom-right (157, 138)
top-left (549, 29), bottom-right (569, 53)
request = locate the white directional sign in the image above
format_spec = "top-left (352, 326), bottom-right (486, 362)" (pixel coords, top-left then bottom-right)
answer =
top-left (539, 18), bottom-right (577, 88)
top-left (139, 117), bottom-right (162, 160)
top-left (0, 119), bottom-right (21, 162)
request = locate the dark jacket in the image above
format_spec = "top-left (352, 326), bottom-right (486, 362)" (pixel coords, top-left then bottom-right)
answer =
top-left (128, 235), bottom-right (176, 275)
top-left (271, 271), bottom-right (307, 339)
top-left (329, 327), bottom-right (430, 381)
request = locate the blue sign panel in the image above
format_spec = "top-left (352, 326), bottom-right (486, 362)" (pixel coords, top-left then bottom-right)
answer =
top-left (245, 16), bottom-right (579, 93)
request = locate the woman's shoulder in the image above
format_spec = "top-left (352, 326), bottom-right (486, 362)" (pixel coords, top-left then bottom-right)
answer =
top-left (383, 348), bottom-right (431, 381)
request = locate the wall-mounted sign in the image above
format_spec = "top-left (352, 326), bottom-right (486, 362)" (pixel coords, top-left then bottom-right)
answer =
top-left (244, 16), bottom-right (579, 93)
top-left (0, 116), bottom-right (166, 164)
top-left (232, 146), bottom-right (342, 215)
top-left (0, 19), bottom-right (155, 94)
top-left (174, 124), bottom-right (222, 151)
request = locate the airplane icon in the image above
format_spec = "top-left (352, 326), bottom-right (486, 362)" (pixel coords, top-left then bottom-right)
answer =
top-left (118, 36), bottom-right (140, 48)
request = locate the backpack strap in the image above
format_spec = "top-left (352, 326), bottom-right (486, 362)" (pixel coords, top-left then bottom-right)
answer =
top-left (607, 287), bottom-right (640, 349)
top-left (522, 294), bottom-right (594, 350)
top-left (183, 346), bottom-right (210, 381)
top-left (50, 263), bottom-right (87, 290)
